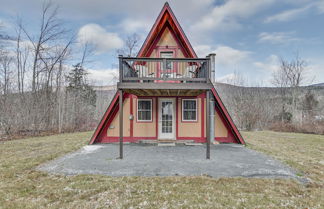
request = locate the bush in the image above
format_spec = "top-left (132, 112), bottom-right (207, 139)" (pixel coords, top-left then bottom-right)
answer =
top-left (269, 121), bottom-right (324, 135)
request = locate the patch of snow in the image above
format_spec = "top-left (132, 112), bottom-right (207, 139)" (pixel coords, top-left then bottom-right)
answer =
top-left (81, 145), bottom-right (104, 154)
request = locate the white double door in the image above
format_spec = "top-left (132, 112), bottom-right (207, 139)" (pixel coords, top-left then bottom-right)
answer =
top-left (158, 98), bottom-right (176, 139)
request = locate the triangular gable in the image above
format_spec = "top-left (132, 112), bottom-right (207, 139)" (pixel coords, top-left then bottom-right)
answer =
top-left (89, 91), bottom-right (120, 145)
top-left (211, 87), bottom-right (245, 144)
top-left (137, 2), bottom-right (197, 58)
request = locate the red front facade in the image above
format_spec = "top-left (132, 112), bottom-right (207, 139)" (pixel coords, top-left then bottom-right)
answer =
top-left (89, 3), bottom-right (245, 145)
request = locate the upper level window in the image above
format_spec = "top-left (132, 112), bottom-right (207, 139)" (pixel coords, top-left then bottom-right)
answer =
top-left (182, 99), bottom-right (197, 121)
top-left (160, 51), bottom-right (173, 70)
top-left (137, 99), bottom-right (152, 121)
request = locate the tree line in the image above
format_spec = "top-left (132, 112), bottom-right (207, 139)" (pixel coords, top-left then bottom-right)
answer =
top-left (0, 2), bottom-right (98, 138)
top-left (218, 57), bottom-right (323, 134)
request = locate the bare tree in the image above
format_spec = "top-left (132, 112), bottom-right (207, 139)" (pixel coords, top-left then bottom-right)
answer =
top-left (15, 23), bottom-right (30, 94)
top-left (0, 1), bottom-right (108, 138)
top-left (20, 1), bottom-right (69, 92)
top-left (116, 33), bottom-right (140, 57)
top-left (272, 54), bottom-right (307, 88)
top-left (0, 53), bottom-right (13, 95)
top-left (272, 53), bottom-right (308, 123)
top-left (14, 1), bottom-right (74, 133)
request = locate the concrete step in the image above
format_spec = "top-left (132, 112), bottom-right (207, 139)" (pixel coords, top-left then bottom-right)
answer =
top-left (158, 139), bottom-right (195, 144)
top-left (184, 142), bottom-right (203, 146)
top-left (138, 140), bottom-right (158, 144)
top-left (137, 139), bottom-right (198, 146)
top-left (157, 143), bottom-right (176, 146)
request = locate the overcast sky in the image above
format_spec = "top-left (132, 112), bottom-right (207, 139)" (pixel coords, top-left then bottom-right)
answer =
top-left (1, 0), bottom-right (323, 86)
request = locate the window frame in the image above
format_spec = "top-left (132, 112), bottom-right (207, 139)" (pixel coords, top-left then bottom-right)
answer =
top-left (160, 51), bottom-right (174, 70)
top-left (137, 99), bottom-right (153, 122)
top-left (182, 99), bottom-right (198, 122)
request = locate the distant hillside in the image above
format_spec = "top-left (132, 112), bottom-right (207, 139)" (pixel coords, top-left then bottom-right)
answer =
top-left (310, 83), bottom-right (324, 87)
top-left (93, 83), bottom-right (324, 129)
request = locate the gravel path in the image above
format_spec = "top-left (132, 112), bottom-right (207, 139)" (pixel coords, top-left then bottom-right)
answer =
top-left (38, 144), bottom-right (300, 180)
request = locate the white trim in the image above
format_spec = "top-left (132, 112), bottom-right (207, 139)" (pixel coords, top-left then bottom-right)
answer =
top-left (158, 98), bottom-right (176, 139)
top-left (182, 99), bottom-right (198, 122)
top-left (137, 99), bottom-right (153, 122)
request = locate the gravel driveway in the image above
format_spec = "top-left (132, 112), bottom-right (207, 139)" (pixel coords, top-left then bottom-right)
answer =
top-left (38, 144), bottom-right (300, 180)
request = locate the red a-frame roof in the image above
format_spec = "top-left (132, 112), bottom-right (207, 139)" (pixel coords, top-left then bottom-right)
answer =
top-left (137, 2), bottom-right (197, 58)
top-left (89, 2), bottom-right (245, 145)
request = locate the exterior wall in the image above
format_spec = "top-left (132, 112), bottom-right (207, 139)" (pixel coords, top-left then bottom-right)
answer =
top-left (133, 97), bottom-right (157, 137)
top-left (107, 98), bottom-right (131, 137)
top-left (215, 110), bottom-right (228, 137)
top-left (177, 98), bottom-right (202, 137)
top-left (204, 97), bottom-right (229, 138)
top-left (105, 95), bottom-right (230, 139)
top-left (101, 94), bottom-right (234, 143)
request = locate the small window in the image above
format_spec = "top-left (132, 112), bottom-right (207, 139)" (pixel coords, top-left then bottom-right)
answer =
top-left (160, 51), bottom-right (173, 69)
top-left (182, 99), bottom-right (197, 121)
top-left (137, 99), bottom-right (152, 121)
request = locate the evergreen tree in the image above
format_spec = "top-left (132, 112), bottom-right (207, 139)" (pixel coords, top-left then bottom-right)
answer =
top-left (66, 63), bottom-right (96, 130)
top-left (66, 63), bottom-right (96, 107)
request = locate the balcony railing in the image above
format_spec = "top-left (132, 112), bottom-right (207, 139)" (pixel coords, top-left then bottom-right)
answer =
top-left (118, 56), bottom-right (211, 84)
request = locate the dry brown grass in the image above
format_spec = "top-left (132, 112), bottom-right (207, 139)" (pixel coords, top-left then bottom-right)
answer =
top-left (243, 131), bottom-right (324, 183)
top-left (0, 131), bottom-right (323, 208)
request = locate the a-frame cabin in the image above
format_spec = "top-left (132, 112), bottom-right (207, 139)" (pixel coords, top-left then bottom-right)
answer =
top-left (89, 2), bottom-right (245, 158)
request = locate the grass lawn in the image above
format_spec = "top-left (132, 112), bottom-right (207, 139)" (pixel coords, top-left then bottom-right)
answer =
top-left (0, 131), bottom-right (323, 208)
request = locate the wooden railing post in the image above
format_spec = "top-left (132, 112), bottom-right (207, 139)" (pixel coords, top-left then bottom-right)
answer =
top-left (162, 58), bottom-right (167, 79)
top-left (206, 55), bottom-right (211, 83)
top-left (118, 55), bottom-right (123, 82)
top-left (209, 53), bottom-right (216, 83)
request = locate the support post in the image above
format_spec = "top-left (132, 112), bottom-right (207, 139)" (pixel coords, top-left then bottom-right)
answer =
top-left (206, 90), bottom-right (210, 159)
top-left (210, 95), bottom-right (215, 144)
top-left (209, 53), bottom-right (216, 83)
top-left (119, 89), bottom-right (123, 159)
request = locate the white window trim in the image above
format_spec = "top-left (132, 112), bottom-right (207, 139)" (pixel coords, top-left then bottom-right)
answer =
top-left (137, 99), bottom-right (153, 122)
top-left (182, 99), bottom-right (198, 122)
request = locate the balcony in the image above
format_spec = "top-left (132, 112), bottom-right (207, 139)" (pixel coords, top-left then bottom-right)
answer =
top-left (117, 55), bottom-right (215, 96)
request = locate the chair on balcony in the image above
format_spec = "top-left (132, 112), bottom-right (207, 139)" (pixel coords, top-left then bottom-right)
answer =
top-left (134, 65), bottom-right (155, 83)
top-left (182, 65), bottom-right (197, 83)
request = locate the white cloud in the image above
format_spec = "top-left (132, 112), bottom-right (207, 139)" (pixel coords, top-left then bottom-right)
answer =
top-left (192, 0), bottom-right (276, 32)
top-left (316, 0), bottom-right (324, 13)
top-left (265, 5), bottom-right (311, 23)
top-left (87, 68), bottom-right (119, 85)
top-left (119, 19), bottom-right (151, 34)
top-left (194, 45), bottom-right (251, 66)
top-left (265, 1), bottom-right (324, 23)
top-left (77, 24), bottom-right (123, 53)
top-left (0, 0), bottom-right (212, 22)
top-left (213, 46), bottom-right (251, 66)
top-left (258, 32), bottom-right (299, 44)
top-left (193, 45), bottom-right (213, 57)
top-left (254, 55), bottom-right (279, 72)
top-left (216, 73), bottom-right (236, 83)
top-left (0, 18), bottom-right (12, 29)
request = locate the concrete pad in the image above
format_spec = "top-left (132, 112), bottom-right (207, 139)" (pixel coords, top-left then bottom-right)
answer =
top-left (38, 144), bottom-right (302, 181)
top-left (157, 143), bottom-right (175, 146)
